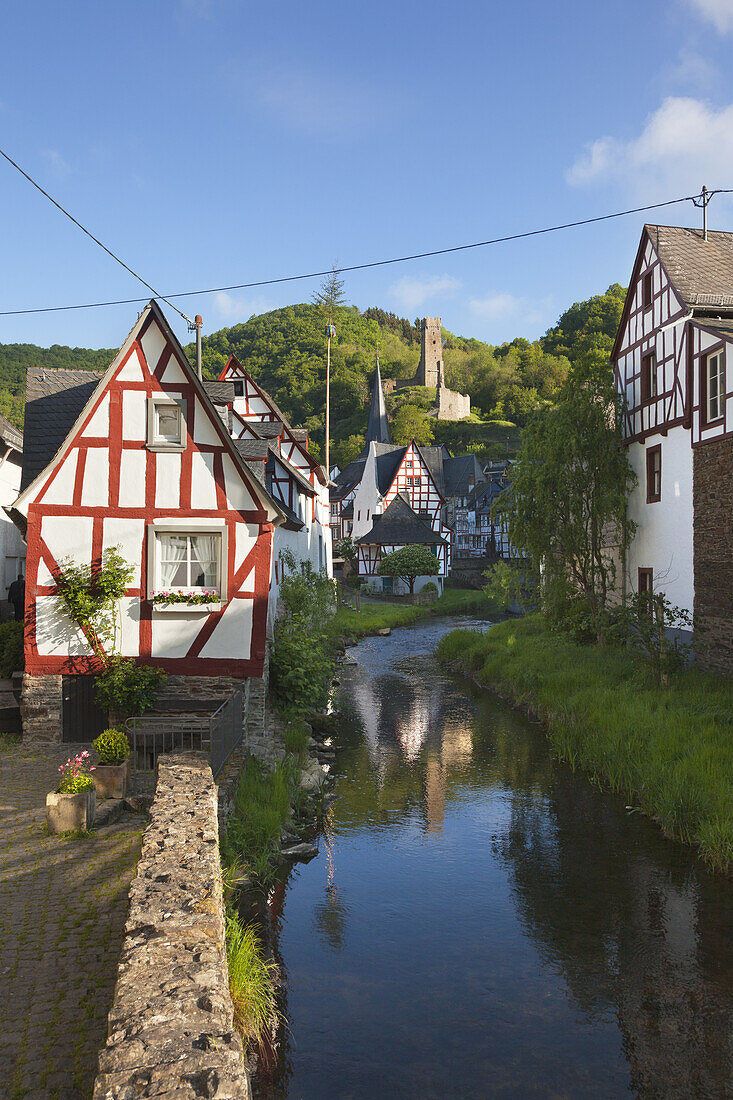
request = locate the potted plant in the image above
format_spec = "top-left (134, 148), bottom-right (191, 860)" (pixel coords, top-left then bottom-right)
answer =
top-left (46, 751), bottom-right (96, 833)
top-left (92, 728), bottom-right (130, 799)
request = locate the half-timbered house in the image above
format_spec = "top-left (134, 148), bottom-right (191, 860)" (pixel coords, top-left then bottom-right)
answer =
top-left (11, 301), bottom-right (285, 741)
top-left (217, 355), bottom-right (332, 625)
top-left (330, 360), bottom-right (391, 542)
top-left (454, 462), bottom-right (514, 559)
top-left (613, 223), bottom-right (733, 673)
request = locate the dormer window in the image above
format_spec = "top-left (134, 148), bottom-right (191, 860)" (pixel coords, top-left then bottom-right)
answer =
top-left (147, 395), bottom-right (186, 451)
top-left (704, 349), bottom-right (725, 423)
top-left (642, 271), bottom-right (653, 310)
top-left (641, 352), bottom-right (657, 403)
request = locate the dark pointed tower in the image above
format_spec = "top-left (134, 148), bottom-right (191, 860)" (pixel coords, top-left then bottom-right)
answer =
top-left (364, 356), bottom-right (391, 447)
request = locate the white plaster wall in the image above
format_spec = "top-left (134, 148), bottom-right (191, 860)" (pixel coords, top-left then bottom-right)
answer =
top-left (626, 425), bottom-right (694, 613)
top-left (0, 452), bottom-right (26, 588)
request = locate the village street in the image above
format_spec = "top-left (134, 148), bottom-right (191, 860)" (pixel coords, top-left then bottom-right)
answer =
top-left (0, 741), bottom-right (144, 1099)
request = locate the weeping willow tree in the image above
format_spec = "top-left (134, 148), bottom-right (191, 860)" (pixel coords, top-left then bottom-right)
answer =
top-left (497, 353), bottom-right (636, 643)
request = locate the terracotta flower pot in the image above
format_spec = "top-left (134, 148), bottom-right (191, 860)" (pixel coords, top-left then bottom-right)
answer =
top-left (92, 760), bottom-right (129, 800)
top-left (46, 788), bottom-right (96, 833)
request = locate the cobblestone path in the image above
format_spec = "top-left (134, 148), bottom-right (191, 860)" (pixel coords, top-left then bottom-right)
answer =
top-left (0, 740), bottom-right (145, 1099)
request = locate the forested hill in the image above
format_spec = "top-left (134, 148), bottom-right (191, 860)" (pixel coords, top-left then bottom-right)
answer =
top-left (0, 284), bottom-right (625, 465)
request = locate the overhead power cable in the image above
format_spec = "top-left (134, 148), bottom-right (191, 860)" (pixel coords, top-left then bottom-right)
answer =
top-left (0, 146), bottom-right (193, 323)
top-left (0, 150), bottom-right (730, 319)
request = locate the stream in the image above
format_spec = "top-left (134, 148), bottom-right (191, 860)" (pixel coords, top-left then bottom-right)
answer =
top-left (251, 616), bottom-right (732, 1099)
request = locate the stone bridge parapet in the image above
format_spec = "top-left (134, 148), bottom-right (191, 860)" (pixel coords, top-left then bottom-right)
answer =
top-left (93, 752), bottom-right (250, 1099)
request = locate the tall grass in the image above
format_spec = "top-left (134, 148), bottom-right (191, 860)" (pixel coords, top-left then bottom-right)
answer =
top-left (437, 615), bottom-right (733, 870)
top-left (331, 588), bottom-right (498, 641)
top-left (225, 912), bottom-right (279, 1055)
top-left (221, 757), bottom-right (298, 885)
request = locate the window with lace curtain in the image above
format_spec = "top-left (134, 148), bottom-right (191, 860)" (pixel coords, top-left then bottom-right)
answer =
top-left (148, 523), bottom-right (227, 602)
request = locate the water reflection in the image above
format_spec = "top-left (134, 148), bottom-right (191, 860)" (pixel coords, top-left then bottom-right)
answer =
top-left (258, 619), bottom-right (732, 1100)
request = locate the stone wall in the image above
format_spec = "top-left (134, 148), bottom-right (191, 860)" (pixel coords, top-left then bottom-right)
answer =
top-left (437, 386), bottom-right (470, 421)
top-left (693, 436), bottom-right (733, 676)
top-left (418, 316), bottom-right (442, 387)
top-left (21, 673), bottom-right (62, 742)
top-left (93, 753), bottom-right (251, 1099)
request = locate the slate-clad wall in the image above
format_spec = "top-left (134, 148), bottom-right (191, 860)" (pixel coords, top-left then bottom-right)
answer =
top-left (693, 436), bottom-right (733, 676)
top-left (93, 752), bottom-right (251, 1099)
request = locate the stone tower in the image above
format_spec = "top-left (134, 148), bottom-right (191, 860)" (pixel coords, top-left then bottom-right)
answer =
top-left (418, 317), bottom-right (442, 388)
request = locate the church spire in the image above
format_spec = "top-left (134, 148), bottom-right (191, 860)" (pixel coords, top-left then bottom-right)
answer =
top-left (365, 354), bottom-right (390, 448)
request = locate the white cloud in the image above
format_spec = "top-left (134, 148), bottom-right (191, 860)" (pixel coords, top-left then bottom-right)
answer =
top-left (468, 292), bottom-right (553, 327)
top-left (686, 0), bottom-right (733, 32)
top-left (211, 291), bottom-right (272, 323)
top-left (390, 274), bottom-right (461, 312)
top-left (665, 48), bottom-right (717, 93)
top-left (242, 60), bottom-right (412, 137)
top-left (42, 149), bottom-right (72, 178)
top-left (567, 96), bottom-right (733, 197)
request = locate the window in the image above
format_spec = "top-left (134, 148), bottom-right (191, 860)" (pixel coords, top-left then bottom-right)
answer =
top-left (704, 349), bottom-right (725, 423)
top-left (148, 523), bottom-right (227, 602)
top-left (646, 445), bottom-right (661, 503)
top-left (641, 352), bottom-right (657, 403)
top-left (233, 381), bottom-right (244, 397)
top-left (147, 395), bottom-right (186, 450)
top-left (642, 271), bottom-right (653, 309)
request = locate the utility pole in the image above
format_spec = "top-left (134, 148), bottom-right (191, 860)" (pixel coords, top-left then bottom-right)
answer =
top-left (325, 320), bottom-right (334, 475)
top-left (189, 315), bottom-right (203, 379)
top-left (702, 184), bottom-right (709, 241)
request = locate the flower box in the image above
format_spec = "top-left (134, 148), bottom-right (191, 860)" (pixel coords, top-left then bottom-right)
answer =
top-left (92, 760), bottom-right (128, 800)
top-left (46, 789), bottom-right (96, 833)
top-left (152, 602), bottom-right (221, 614)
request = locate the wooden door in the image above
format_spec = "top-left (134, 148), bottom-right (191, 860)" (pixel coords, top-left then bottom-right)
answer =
top-left (62, 675), bottom-right (108, 743)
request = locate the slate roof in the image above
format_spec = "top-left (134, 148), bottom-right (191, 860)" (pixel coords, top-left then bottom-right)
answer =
top-left (443, 453), bottom-right (483, 497)
top-left (341, 499), bottom-right (354, 519)
top-left (375, 444), bottom-right (406, 494)
top-left (289, 427), bottom-right (309, 443)
top-left (233, 439), bottom-right (270, 461)
top-left (647, 224), bottom-right (733, 308)
top-left (203, 381), bottom-right (236, 404)
top-left (21, 367), bottom-right (103, 491)
top-left (0, 414), bottom-right (22, 452)
top-left (364, 360), bottom-right (391, 449)
top-left (331, 457), bottom-right (366, 502)
top-left (253, 421), bottom-right (284, 439)
top-left (356, 493), bottom-right (446, 546)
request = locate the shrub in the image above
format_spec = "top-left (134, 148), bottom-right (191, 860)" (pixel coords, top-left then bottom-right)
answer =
top-left (0, 621), bottom-right (23, 678)
top-left (95, 657), bottom-right (167, 719)
top-left (93, 727), bottom-right (130, 765)
top-left (422, 582), bottom-right (438, 593)
top-left (271, 552), bottom-right (335, 712)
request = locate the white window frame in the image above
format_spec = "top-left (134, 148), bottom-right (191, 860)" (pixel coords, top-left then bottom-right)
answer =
top-left (706, 350), bottom-right (725, 423)
top-left (147, 394), bottom-right (187, 451)
top-left (147, 519), bottom-right (228, 606)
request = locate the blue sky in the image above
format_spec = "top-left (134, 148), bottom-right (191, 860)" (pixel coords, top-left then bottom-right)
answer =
top-left (3, 0), bottom-right (733, 352)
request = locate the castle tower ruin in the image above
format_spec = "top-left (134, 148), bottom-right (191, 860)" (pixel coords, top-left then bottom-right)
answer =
top-left (418, 317), bottom-right (443, 388)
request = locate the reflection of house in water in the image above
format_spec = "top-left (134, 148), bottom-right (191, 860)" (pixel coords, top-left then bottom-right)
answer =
top-left (499, 784), bottom-right (732, 1097)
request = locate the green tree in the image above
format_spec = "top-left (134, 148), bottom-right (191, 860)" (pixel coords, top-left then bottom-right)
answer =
top-left (499, 353), bottom-right (636, 644)
top-left (377, 545), bottom-right (439, 594)
top-left (391, 403), bottom-right (434, 446)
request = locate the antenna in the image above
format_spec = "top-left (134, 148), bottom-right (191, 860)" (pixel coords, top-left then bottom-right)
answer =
top-left (692, 185), bottom-right (712, 240)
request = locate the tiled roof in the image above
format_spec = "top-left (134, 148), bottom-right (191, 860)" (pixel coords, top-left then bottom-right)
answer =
top-left (375, 446), bottom-right (406, 494)
top-left (693, 316), bottom-right (733, 339)
top-left (0, 413), bottom-right (22, 452)
top-left (203, 381), bottom-right (235, 404)
top-left (289, 427), bottom-right (309, 443)
top-left (647, 224), bottom-right (733, 308)
top-left (341, 499), bottom-right (354, 519)
top-left (233, 439), bottom-right (270, 461)
top-left (331, 457), bottom-right (366, 501)
top-left (356, 493), bottom-right (446, 546)
top-left (21, 367), bottom-right (103, 491)
top-left (443, 453), bottom-right (483, 497)
top-left (254, 421), bottom-right (284, 439)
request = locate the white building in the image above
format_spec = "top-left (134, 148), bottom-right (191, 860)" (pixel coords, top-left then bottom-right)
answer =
top-left (613, 223), bottom-right (733, 673)
top-left (0, 415), bottom-right (26, 606)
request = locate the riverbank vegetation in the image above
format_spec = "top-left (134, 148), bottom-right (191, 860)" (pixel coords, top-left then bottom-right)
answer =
top-left (331, 587), bottom-right (498, 641)
top-left (437, 616), bottom-right (733, 870)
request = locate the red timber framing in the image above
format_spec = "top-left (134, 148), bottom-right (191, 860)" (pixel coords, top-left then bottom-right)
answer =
top-left (19, 302), bottom-right (282, 680)
top-left (688, 325), bottom-right (733, 446)
top-left (613, 230), bottom-right (691, 446)
top-left (379, 442), bottom-right (451, 573)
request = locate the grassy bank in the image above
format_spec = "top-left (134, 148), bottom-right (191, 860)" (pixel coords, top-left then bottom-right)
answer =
top-left (331, 587), bottom-right (498, 641)
top-left (437, 616), bottom-right (733, 870)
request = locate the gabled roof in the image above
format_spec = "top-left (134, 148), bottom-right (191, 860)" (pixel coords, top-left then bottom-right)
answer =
top-left (219, 355), bottom-right (292, 424)
top-left (254, 421), bottom-right (284, 439)
top-left (0, 414), bottom-right (22, 454)
top-left (203, 381), bottom-right (236, 404)
top-left (14, 301), bottom-right (285, 527)
top-left (646, 224), bottom-right (733, 308)
top-left (414, 444), bottom-right (449, 498)
top-left (364, 359), bottom-right (390, 450)
top-left (442, 453), bottom-right (482, 497)
top-left (234, 439), bottom-right (270, 461)
top-left (356, 493), bottom-right (446, 546)
top-left (375, 444), bottom-right (407, 494)
top-left (266, 450), bottom-right (317, 497)
top-left (21, 367), bottom-right (103, 491)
